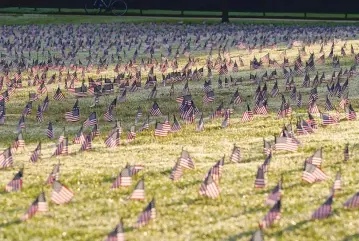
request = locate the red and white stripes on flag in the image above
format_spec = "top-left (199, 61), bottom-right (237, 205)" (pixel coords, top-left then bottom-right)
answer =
top-left (302, 163), bottom-right (327, 184)
top-left (105, 220), bottom-right (125, 241)
top-left (230, 144), bottom-right (241, 163)
top-left (46, 164), bottom-right (60, 184)
top-left (274, 137), bottom-right (298, 152)
top-left (178, 150), bottom-right (195, 169)
top-left (111, 168), bottom-right (132, 188)
top-left (129, 178), bottom-right (145, 200)
top-left (199, 174), bottom-right (220, 198)
top-left (5, 168), bottom-right (23, 192)
top-left (260, 200), bottom-right (281, 228)
top-left (134, 198), bottom-right (156, 228)
top-left (21, 192), bottom-right (48, 221)
top-left (51, 181), bottom-right (74, 205)
top-left (312, 195), bottom-right (333, 220)
top-left (254, 166), bottom-right (266, 188)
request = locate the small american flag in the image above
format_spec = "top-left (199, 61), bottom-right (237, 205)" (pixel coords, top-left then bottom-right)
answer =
top-left (51, 180), bottom-right (74, 205)
top-left (230, 144), bottom-right (241, 163)
top-left (242, 104), bottom-right (254, 122)
top-left (302, 163), bottom-right (327, 184)
top-left (321, 113), bottom-right (336, 125)
top-left (266, 179), bottom-right (282, 206)
top-left (65, 107), bottom-right (80, 122)
top-left (134, 198), bottom-right (156, 228)
top-left (127, 126), bottom-right (136, 143)
top-left (104, 106), bottom-right (115, 122)
top-left (333, 170), bottom-right (341, 191)
top-left (36, 104), bottom-right (43, 122)
top-left (171, 115), bottom-right (181, 132)
top-left (30, 142), bottom-right (41, 163)
top-left (312, 195), bottom-right (333, 220)
top-left (274, 136), bottom-right (298, 152)
top-left (16, 115), bottom-right (25, 133)
top-left (203, 90), bottom-right (215, 104)
top-left (73, 126), bottom-right (85, 144)
top-left (111, 168), bottom-right (132, 188)
top-left (5, 168), bottom-right (23, 192)
top-left (154, 122), bottom-right (168, 137)
top-left (0, 147), bottom-right (13, 169)
top-left (231, 88), bottom-right (242, 104)
top-left (344, 192), bottom-right (359, 208)
top-left (170, 162), bottom-right (183, 181)
top-left (83, 112), bottom-right (97, 128)
top-left (37, 82), bottom-right (47, 95)
top-left (46, 164), bottom-right (60, 184)
top-left (325, 96), bottom-right (334, 111)
top-left (130, 178), bottom-right (145, 200)
top-left (105, 219), bottom-right (125, 241)
top-left (260, 200), bottom-right (281, 228)
top-left (12, 132), bottom-right (25, 151)
top-left (178, 149), bottom-right (195, 169)
top-left (21, 192), bottom-right (48, 221)
top-left (105, 129), bottom-right (120, 148)
top-left (46, 122), bottom-right (54, 139)
top-left (346, 104), bottom-right (356, 120)
top-left (52, 138), bottom-right (68, 156)
top-left (80, 135), bottom-right (92, 151)
top-left (199, 174), bottom-right (220, 199)
top-left (149, 102), bottom-right (162, 116)
top-left (53, 86), bottom-right (65, 100)
top-left (254, 166), bottom-right (266, 188)
top-left (306, 148), bottom-right (323, 167)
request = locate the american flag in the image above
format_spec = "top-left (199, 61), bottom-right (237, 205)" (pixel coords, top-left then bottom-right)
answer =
top-left (333, 170), bottom-right (341, 191)
top-left (306, 148), bottom-right (323, 167)
top-left (203, 91), bottom-right (215, 104)
top-left (73, 126), bottom-right (85, 144)
top-left (40, 93), bottom-right (49, 109)
top-left (261, 153), bottom-right (272, 172)
top-left (83, 112), bottom-right (97, 128)
top-left (178, 149), bottom-right (195, 169)
top-left (51, 180), bottom-right (74, 205)
top-left (260, 53), bottom-right (270, 63)
top-left (0, 147), bottom-right (13, 169)
top-left (271, 80), bottom-right (279, 97)
top-left (111, 168), bottom-right (132, 188)
top-left (127, 126), bottom-right (136, 143)
top-left (154, 122), bottom-right (168, 137)
top-left (260, 200), bottom-right (281, 228)
top-left (104, 106), bottom-right (115, 122)
top-left (105, 129), bottom-right (120, 148)
top-left (53, 86), bottom-right (65, 100)
top-left (302, 163), bottom-right (327, 183)
top-left (135, 106), bottom-right (142, 124)
top-left (254, 166), bottom-right (266, 188)
top-left (242, 104), bottom-right (254, 122)
top-left (254, 99), bottom-right (268, 115)
top-left (171, 115), bottom-right (181, 132)
top-left (127, 164), bottom-right (144, 176)
top-left (134, 198), bottom-right (156, 228)
top-left (30, 142), bottom-right (41, 163)
top-left (266, 179), bottom-right (282, 206)
top-left (149, 102), bottom-right (162, 116)
top-left (22, 102), bottom-right (32, 116)
top-left (170, 162), bottom-right (183, 181)
top-left (105, 219), bottom-right (125, 241)
top-left (274, 136), bottom-right (298, 152)
top-left (263, 139), bottom-right (272, 156)
top-left (344, 144), bottom-right (349, 162)
top-left (52, 138), bottom-right (68, 156)
top-left (65, 107), bottom-right (80, 122)
top-left (231, 88), bottom-right (242, 104)
top-left (36, 105), bottom-right (43, 122)
top-left (138, 116), bottom-right (150, 132)
top-left (21, 192), bottom-right (48, 221)
top-left (12, 132), bottom-right (25, 151)
top-left (344, 192), bottom-right (359, 208)
top-left (339, 92), bottom-right (349, 109)
top-left (297, 92), bottom-right (302, 107)
top-left (312, 195), bottom-right (333, 220)
top-left (46, 164), bottom-right (60, 184)
top-left (80, 135), bottom-right (92, 151)
top-left (250, 230), bottom-right (264, 241)
top-left (0, 90), bottom-right (9, 102)
top-left (37, 82), bottom-right (47, 95)
top-left (321, 113), bottom-right (335, 125)
top-left (46, 122), bottom-right (54, 139)
top-left (230, 144), bottom-right (241, 163)
top-left (346, 104), bottom-right (356, 120)
top-left (196, 114), bottom-right (204, 132)
top-left (130, 178), bottom-right (145, 200)
top-left (5, 168), bottom-right (23, 192)
top-left (222, 114), bottom-right (230, 128)
top-left (199, 174), bottom-right (220, 199)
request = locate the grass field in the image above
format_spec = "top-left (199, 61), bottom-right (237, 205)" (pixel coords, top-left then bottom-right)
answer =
top-left (1, 15), bottom-right (359, 241)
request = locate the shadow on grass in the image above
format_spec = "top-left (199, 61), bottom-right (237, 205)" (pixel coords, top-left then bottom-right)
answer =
top-left (342, 233), bottom-right (359, 241)
top-left (0, 219), bottom-right (21, 228)
top-left (272, 220), bottom-right (309, 236)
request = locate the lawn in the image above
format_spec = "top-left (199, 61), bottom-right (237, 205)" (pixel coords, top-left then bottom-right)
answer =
top-left (0, 15), bottom-right (359, 241)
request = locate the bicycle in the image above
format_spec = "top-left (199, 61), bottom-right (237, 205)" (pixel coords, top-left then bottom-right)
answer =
top-left (84, 0), bottom-right (128, 16)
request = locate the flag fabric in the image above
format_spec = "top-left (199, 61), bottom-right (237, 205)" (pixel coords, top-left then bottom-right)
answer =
top-left (51, 180), bottom-right (74, 205)
top-left (105, 219), bottom-right (125, 241)
top-left (65, 107), bottom-right (80, 122)
top-left (266, 179), bottom-right (282, 206)
top-left (21, 192), bottom-right (48, 221)
top-left (306, 148), bottom-right (323, 167)
top-left (333, 170), bottom-right (341, 191)
top-left (127, 126), bottom-right (136, 143)
top-left (263, 139), bottom-right (272, 156)
top-left (52, 138), bottom-right (68, 156)
top-left (53, 86), bottom-right (65, 100)
top-left (16, 115), bottom-right (25, 132)
top-left (170, 162), bottom-right (183, 181)
top-left (346, 104), bottom-right (356, 120)
top-left (130, 178), bottom-right (145, 200)
top-left (199, 174), bottom-right (220, 198)
top-left (171, 115), bottom-right (181, 132)
top-left (42, 95), bottom-right (49, 112)
top-left (104, 106), bottom-right (115, 122)
top-left (46, 164), bottom-right (60, 184)
top-left (321, 113), bottom-right (335, 125)
top-left (344, 192), bottom-right (359, 208)
top-left (312, 195), bottom-right (333, 220)
top-left (80, 135), bottom-right (92, 151)
top-left (83, 112), bottom-right (97, 128)
top-left (30, 142), bottom-right (41, 163)
top-left (0, 147), bottom-right (13, 169)
top-left (254, 166), bottom-right (266, 188)
top-left (274, 136), bottom-right (298, 152)
top-left (134, 198), bottom-right (156, 228)
top-left (154, 122), bottom-right (168, 137)
top-left (230, 144), bottom-right (241, 163)
top-left (111, 168), bottom-right (132, 188)
top-left (260, 200), bottom-right (281, 228)
top-left (302, 163), bottom-right (327, 183)
top-left (36, 104), bottom-right (43, 122)
top-left (12, 132), bottom-right (25, 151)
top-left (178, 149), bottom-right (195, 169)
top-left (105, 129), bottom-right (120, 148)
top-left (149, 102), bottom-right (162, 116)
top-left (5, 168), bottom-right (23, 192)
top-left (73, 126), bottom-right (86, 144)
top-left (203, 91), bottom-right (215, 104)
top-left (46, 122), bottom-right (54, 139)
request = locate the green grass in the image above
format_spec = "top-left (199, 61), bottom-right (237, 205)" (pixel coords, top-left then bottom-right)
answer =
top-left (306, 13), bottom-right (346, 19)
top-left (1, 19), bottom-right (359, 241)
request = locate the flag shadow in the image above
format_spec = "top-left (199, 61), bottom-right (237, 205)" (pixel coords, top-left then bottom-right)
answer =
top-left (225, 230), bottom-right (253, 241)
top-left (342, 233), bottom-right (359, 241)
top-left (272, 219), bottom-right (309, 236)
top-left (0, 219), bottom-right (21, 228)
